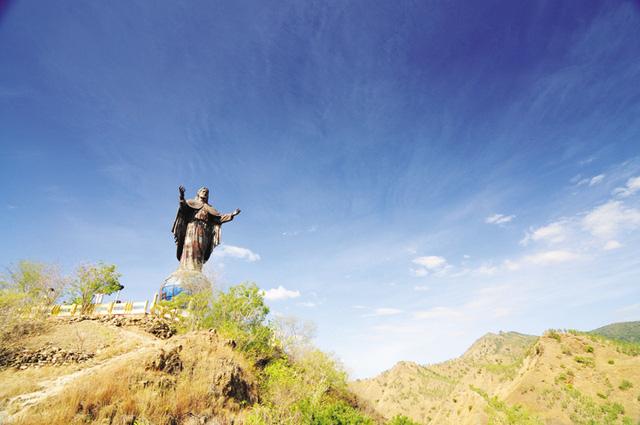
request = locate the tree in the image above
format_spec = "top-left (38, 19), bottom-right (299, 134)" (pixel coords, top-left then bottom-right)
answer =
top-left (206, 282), bottom-right (275, 362)
top-left (157, 281), bottom-right (276, 362)
top-left (273, 315), bottom-right (317, 359)
top-left (0, 260), bottom-right (67, 342)
top-left (69, 263), bottom-right (122, 313)
top-left (208, 283), bottom-right (270, 330)
top-left (1, 260), bottom-right (66, 304)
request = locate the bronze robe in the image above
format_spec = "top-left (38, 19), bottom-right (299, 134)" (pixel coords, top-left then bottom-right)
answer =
top-left (171, 198), bottom-right (235, 271)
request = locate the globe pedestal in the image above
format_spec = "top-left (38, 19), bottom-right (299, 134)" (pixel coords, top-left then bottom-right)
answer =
top-left (159, 269), bottom-right (211, 301)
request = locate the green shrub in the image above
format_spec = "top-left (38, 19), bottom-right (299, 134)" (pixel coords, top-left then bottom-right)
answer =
top-left (574, 356), bottom-right (595, 368)
top-left (600, 402), bottom-right (625, 421)
top-left (386, 415), bottom-right (420, 425)
top-left (546, 330), bottom-right (562, 342)
top-left (568, 330), bottom-right (640, 357)
top-left (296, 399), bottom-right (373, 424)
top-left (619, 380), bottom-right (633, 391)
top-left (160, 282), bottom-right (373, 424)
top-left (470, 386), bottom-right (543, 424)
top-left (205, 283), bottom-right (275, 361)
top-left (160, 282), bottom-right (278, 363)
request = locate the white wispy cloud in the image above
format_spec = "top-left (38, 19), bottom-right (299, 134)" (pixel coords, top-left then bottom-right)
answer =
top-left (212, 245), bottom-right (261, 262)
top-left (413, 307), bottom-right (462, 320)
top-left (282, 224), bottom-right (319, 237)
top-left (576, 173), bottom-right (605, 187)
top-left (262, 285), bottom-right (301, 301)
top-left (298, 301), bottom-right (317, 308)
top-left (521, 221), bottom-right (567, 245)
top-left (613, 176), bottom-right (640, 197)
top-left (603, 240), bottom-right (622, 251)
top-left (413, 285), bottom-right (430, 292)
top-left (372, 308), bottom-right (403, 316)
top-left (589, 174), bottom-right (605, 186)
top-left (413, 256), bottom-right (447, 269)
top-left (485, 213), bottom-right (515, 224)
top-left (410, 268), bottom-right (428, 277)
top-left (522, 250), bottom-right (580, 265)
top-left (582, 200), bottom-right (640, 239)
top-left (410, 285), bottom-right (518, 325)
top-left (362, 307), bottom-right (404, 317)
top-left (474, 264), bottom-right (499, 276)
top-left (411, 255), bottom-right (451, 277)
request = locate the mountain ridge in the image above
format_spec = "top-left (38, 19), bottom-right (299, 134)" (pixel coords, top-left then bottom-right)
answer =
top-left (351, 324), bottom-right (640, 424)
top-left (591, 321), bottom-right (640, 343)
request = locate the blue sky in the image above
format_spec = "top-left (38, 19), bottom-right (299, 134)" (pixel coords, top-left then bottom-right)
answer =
top-left (1, 0), bottom-right (640, 378)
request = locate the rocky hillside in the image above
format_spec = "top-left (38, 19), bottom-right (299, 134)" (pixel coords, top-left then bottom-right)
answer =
top-left (0, 316), bottom-right (378, 425)
top-left (351, 329), bottom-right (640, 424)
top-left (0, 316), bottom-right (255, 424)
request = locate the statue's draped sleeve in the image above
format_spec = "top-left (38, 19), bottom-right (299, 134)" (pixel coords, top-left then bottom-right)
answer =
top-left (172, 199), bottom-right (191, 261)
top-left (203, 208), bottom-right (236, 262)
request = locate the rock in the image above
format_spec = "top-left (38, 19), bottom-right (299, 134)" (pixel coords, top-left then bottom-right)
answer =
top-left (94, 315), bottom-right (177, 339)
top-left (210, 357), bottom-right (257, 406)
top-left (146, 346), bottom-right (183, 375)
top-left (143, 317), bottom-right (176, 339)
top-left (0, 345), bottom-right (95, 370)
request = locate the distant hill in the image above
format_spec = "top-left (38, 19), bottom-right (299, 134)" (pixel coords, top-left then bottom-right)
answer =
top-left (351, 328), bottom-right (640, 424)
top-left (591, 321), bottom-right (640, 343)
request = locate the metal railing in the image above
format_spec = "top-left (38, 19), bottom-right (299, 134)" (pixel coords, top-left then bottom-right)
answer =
top-left (50, 294), bottom-right (159, 317)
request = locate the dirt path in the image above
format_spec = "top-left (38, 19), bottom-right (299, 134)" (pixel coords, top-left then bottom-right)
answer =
top-left (1, 328), bottom-right (162, 423)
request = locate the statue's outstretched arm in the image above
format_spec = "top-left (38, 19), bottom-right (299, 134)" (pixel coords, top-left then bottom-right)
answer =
top-left (179, 185), bottom-right (186, 205)
top-left (217, 208), bottom-right (241, 224)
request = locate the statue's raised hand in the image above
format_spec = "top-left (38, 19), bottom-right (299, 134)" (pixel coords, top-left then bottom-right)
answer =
top-left (233, 208), bottom-right (241, 216)
top-left (179, 185), bottom-right (186, 199)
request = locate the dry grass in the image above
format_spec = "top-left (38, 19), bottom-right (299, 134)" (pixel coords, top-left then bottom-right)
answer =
top-left (24, 320), bottom-right (119, 352)
top-left (13, 332), bottom-right (256, 425)
top-left (0, 319), bottom-right (144, 410)
top-left (0, 363), bottom-right (87, 407)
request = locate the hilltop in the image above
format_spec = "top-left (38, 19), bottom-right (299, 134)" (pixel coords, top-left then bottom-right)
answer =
top-left (591, 321), bottom-right (640, 343)
top-left (351, 328), bottom-right (640, 424)
top-left (0, 315), bottom-right (384, 425)
top-left (0, 275), bottom-right (387, 425)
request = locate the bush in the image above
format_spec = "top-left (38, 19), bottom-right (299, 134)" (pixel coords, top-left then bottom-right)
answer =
top-left (296, 399), bottom-right (373, 425)
top-left (0, 260), bottom-right (66, 343)
top-left (386, 415), bottom-right (420, 425)
top-left (246, 342), bottom-right (367, 424)
top-left (206, 283), bottom-right (276, 363)
top-left (68, 263), bottom-right (122, 313)
top-left (574, 356), bottom-right (595, 368)
top-left (158, 282), bottom-right (277, 363)
top-left (274, 315), bottom-right (317, 359)
top-left (156, 285), bottom-right (214, 332)
top-left (619, 380), bottom-right (633, 391)
top-left (545, 330), bottom-right (562, 342)
top-left (157, 283), bottom-right (372, 424)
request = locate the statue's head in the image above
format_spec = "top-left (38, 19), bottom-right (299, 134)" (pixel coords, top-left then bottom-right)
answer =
top-left (197, 187), bottom-right (209, 203)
